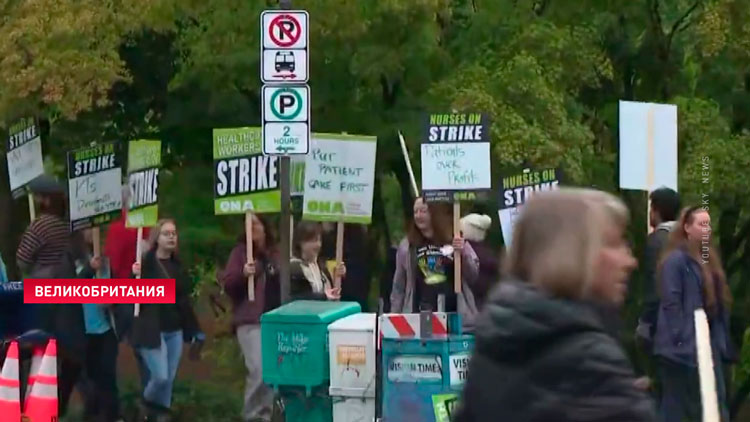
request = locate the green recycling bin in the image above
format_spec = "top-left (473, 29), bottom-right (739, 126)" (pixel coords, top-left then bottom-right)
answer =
top-left (261, 300), bottom-right (361, 390)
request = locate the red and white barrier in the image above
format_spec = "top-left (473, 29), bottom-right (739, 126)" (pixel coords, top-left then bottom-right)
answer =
top-left (377, 313), bottom-right (448, 349)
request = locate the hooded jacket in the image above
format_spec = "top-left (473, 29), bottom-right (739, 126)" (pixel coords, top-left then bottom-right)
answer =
top-left (454, 280), bottom-right (656, 422)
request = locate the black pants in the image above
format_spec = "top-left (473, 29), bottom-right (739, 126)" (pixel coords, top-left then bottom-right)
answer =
top-left (659, 357), bottom-right (729, 422)
top-left (82, 330), bottom-right (120, 422)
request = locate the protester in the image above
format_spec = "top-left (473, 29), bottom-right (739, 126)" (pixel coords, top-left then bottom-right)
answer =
top-left (72, 228), bottom-right (131, 422)
top-left (654, 206), bottom-right (733, 422)
top-left (104, 184), bottom-right (151, 390)
top-left (290, 221), bottom-right (344, 301)
top-left (220, 215), bottom-right (281, 422)
top-left (390, 198), bottom-right (480, 330)
top-left (14, 175), bottom-right (89, 418)
top-left (637, 187), bottom-right (681, 352)
top-left (322, 223), bottom-right (371, 310)
top-left (454, 189), bottom-right (655, 421)
top-left (459, 213), bottom-right (499, 307)
top-left (131, 218), bottom-right (203, 421)
top-left (15, 175), bottom-right (70, 277)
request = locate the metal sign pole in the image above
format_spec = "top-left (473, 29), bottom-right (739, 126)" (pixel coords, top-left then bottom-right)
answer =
top-left (278, 0), bottom-right (293, 304)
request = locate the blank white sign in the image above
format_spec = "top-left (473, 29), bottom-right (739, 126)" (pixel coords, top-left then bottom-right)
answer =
top-left (619, 101), bottom-right (678, 191)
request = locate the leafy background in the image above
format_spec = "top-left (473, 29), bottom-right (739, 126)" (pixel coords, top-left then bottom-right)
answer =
top-left (2, 0), bottom-right (750, 419)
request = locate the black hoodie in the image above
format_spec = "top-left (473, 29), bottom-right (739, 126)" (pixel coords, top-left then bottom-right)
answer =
top-left (454, 280), bottom-right (656, 422)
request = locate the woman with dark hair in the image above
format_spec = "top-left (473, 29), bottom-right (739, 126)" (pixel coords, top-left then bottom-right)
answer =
top-left (654, 206), bottom-right (733, 422)
top-left (220, 214), bottom-right (281, 422)
top-left (390, 198), bottom-right (480, 330)
top-left (290, 221), bottom-right (344, 301)
top-left (131, 219), bottom-right (203, 421)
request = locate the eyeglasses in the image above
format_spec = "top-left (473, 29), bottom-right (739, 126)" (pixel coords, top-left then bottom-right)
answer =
top-left (161, 231), bottom-right (178, 238)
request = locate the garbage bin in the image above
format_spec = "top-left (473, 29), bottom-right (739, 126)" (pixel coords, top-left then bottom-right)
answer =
top-left (261, 300), bottom-right (361, 422)
top-left (328, 313), bottom-right (376, 422)
top-left (380, 312), bottom-right (474, 422)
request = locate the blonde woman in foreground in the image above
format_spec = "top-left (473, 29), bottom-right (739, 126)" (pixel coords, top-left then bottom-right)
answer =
top-left (455, 189), bottom-right (656, 422)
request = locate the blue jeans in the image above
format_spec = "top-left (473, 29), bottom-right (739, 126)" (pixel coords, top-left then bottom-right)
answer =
top-left (138, 330), bottom-right (183, 408)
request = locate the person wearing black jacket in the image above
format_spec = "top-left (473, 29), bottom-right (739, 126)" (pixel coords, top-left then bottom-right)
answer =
top-left (637, 188), bottom-right (680, 352)
top-left (321, 223), bottom-right (370, 310)
top-left (131, 219), bottom-right (203, 421)
top-left (290, 221), bottom-right (344, 301)
top-left (454, 189), bottom-right (655, 422)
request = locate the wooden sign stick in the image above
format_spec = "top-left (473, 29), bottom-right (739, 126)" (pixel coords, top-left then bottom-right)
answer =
top-left (93, 227), bottom-right (101, 278)
top-left (398, 131), bottom-right (420, 198)
top-left (646, 105), bottom-right (655, 235)
top-left (28, 192), bottom-right (36, 221)
top-left (334, 221), bottom-right (345, 290)
top-left (134, 226), bottom-right (143, 317)
top-left (453, 201), bottom-right (462, 294)
top-left (246, 211), bottom-right (255, 301)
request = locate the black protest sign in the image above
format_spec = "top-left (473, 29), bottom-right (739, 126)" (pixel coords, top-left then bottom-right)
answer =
top-left (498, 167), bottom-right (562, 210)
top-left (423, 113), bottom-right (489, 143)
top-left (67, 143), bottom-right (122, 231)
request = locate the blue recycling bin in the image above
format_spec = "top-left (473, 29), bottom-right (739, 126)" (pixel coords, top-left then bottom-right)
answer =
top-left (380, 317), bottom-right (474, 422)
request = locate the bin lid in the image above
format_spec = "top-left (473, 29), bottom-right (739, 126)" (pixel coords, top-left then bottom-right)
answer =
top-left (327, 312), bottom-right (376, 332)
top-left (261, 300), bottom-right (361, 324)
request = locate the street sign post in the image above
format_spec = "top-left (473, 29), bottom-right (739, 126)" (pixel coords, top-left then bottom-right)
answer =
top-left (260, 11), bottom-right (309, 84)
top-left (262, 85), bottom-right (310, 154)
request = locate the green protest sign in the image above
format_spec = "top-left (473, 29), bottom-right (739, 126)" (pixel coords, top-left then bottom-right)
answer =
top-left (432, 393), bottom-right (459, 422)
top-left (126, 140), bottom-right (161, 228)
top-left (213, 127), bottom-right (281, 215)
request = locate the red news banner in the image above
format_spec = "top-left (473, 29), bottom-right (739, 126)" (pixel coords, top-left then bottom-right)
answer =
top-left (23, 279), bottom-right (176, 304)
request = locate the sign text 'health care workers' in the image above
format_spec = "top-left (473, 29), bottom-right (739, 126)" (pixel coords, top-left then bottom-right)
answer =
top-left (213, 127), bottom-right (281, 215)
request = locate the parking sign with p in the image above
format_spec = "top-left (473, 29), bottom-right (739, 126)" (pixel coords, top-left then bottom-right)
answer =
top-left (262, 85), bottom-right (310, 154)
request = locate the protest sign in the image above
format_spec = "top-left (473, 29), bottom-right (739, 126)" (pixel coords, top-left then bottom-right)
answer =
top-left (302, 133), bottom-right (377, 224)
top-left (432, 393), bottom-right (459, 422)
top-left (67, 142), bottom-right (122, 231)
top-left (6, 117), bottom-right (44, 200)
top-left (126, 140), bottom-right (161, 228)
top-left (213, 127), bottom-right (281, 214)
top-left (497, 167), bottom-right (561, 247)
top-left (421, 112), bottom-right (491, 293)
top-left (290, 154), bottom-right (306, 197)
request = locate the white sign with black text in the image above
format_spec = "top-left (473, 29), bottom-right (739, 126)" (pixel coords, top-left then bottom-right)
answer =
top-left (262, 85), bottom-right (310, 155)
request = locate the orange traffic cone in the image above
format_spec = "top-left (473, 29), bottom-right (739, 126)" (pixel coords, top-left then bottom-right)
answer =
top-left (0, 341), bottom-right (22, 422)
top-left (24, 346), bottom-right (44, 409)
top-left (23, 339), bottom-right (58, 422)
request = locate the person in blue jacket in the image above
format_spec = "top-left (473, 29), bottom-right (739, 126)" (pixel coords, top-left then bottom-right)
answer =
top-left (654, 205), bottom-right (734, 422)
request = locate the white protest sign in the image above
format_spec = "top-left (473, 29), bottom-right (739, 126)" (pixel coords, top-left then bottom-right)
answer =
top-left (302, 134), bottom-right (377, 224)
top-left (6, 118), bottom-right (44, 199)
top-left (619, 101), bottom-right (678, 192)
top-left (387, 355), bottom-right (443, 383)
top-left (67, 143), bottom-right (123, 231)
top-left (449, 353), bottom-right (470, 388)
top-left (420, 142), bottom-right (491, 191)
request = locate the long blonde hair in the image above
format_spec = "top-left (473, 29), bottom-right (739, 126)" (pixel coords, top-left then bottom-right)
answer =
top-left (658, 206), bottom-right (730, 311)
top-left (504, 188), bottom-right (629, 300)
top-left (148, 218), bottom-right (179, 254)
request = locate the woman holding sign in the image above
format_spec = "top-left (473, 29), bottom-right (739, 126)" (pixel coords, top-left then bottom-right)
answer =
top-left (654, 206), bottom-right (733, 422)
top-left (131, 219), bottom-right (203, 421)
top-left (220, 215), bottom-right (281, 422)
top-left (455, 189), bottom-right (654, 422)
top-left (290, 222), bottom-right (344, 301)
top-left (390, 198), bottom-right (480, 328)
